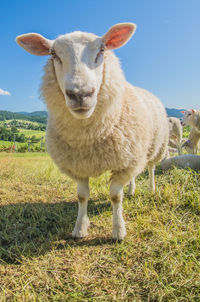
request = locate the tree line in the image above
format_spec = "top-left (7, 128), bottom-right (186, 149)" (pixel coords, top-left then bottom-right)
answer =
top-left (0, 126), bottom-right (40, 143)
top-left (6, 120), bottom-right (46, 131)
top-left (0, 110), bottom-right (47, 124)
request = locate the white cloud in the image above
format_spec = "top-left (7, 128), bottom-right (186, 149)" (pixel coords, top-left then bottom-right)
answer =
top-left (29, 96), bottom-right (34, 99)
top-left (0, 88), bottom-right (11, 96)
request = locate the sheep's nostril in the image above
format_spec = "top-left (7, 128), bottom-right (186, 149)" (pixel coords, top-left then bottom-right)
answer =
top-left (66, 90), bottom-right (79, 102)
top-left (66, 88), bottom-right (95, 102)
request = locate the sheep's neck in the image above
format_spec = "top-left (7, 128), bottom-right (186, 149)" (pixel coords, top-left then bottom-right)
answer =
top-left (193, 111), bottom-right (200, 132)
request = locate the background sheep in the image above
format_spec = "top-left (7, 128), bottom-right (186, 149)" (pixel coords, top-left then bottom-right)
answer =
top-left (182, 127), bottom-right (200, 154)
top-left (16, 23), bottom-right (169, 240)
top-left (168, 117), bottom-right (182, 155)
top-left (161, 154), bottom-right (200, 171)
top-left (182, 109), bottom-right (200, 132)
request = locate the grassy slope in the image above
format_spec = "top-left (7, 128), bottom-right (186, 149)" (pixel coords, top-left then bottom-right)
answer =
top-left (0, 141), bottom-right (16, 147)
top-left (0, 130), bottom-right (45, 150)
top-left (18, 129), bottom-right (45, 138)
top-left (0, 153), bottom-right (200, 301)
top-left (0, 119), bottom-right (45, 148)
top-left (0, 120), bottom-right (41, 126)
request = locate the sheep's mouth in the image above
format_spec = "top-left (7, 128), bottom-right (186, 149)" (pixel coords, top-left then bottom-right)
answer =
top-left (69, 105), bottom-right (95, 119)
top-left (72, 107), bottom-right (91, 114)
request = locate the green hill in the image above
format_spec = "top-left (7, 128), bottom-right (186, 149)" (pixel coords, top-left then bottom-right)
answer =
top-left (0, 111), bottom-right (47, 124)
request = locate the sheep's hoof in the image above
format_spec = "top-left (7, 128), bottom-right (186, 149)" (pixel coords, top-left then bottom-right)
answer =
top-left (112, 225), bottom-right (127, 241)
top-left (127, 190), bottom-right (135, 197)
top-left (72, 217), bottom-right (90, 238)
top-left (72, 229), bottom-right (88, 238)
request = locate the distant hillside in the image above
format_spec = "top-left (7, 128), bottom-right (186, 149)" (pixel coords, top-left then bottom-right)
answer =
top-left (0, 108), bottom-right (185, 124)
top-left (18, 111), bottom-right (48, 117)
top-left (18, 108), bottom-right (186, 118)
top-left (166, 108), bottom-right (185, 118)
top-left (0, 111), bottom-right (47, 124)
top-left (19, 109), bottom-right (185, 118)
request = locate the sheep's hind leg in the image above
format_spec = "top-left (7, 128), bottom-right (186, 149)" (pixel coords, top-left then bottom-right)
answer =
top-left (148, 164), bottom-right (155, 193)
top-left (110, 182), bottom-right (126, 240)
top-left (127, 176), bottom-right (136, 196)
top-left (72, 178), bottom-right (90, 238)
top-left (177, 142), bottom-right (182, 155)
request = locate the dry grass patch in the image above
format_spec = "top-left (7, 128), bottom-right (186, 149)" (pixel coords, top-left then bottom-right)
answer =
top-left (0, 153), bottom-right (200, 301)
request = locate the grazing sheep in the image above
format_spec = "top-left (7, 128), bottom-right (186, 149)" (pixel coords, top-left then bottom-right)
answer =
top-left (182, 127), bottom-right (200, 154)
top-left (161, 154), bottom-right (200, 171)
top-left (182, 109), bottom-right (200, 132)
top-left (168, 117), bottom-right (182, 155)
top-left (16, 23), bottom-right (169, 240)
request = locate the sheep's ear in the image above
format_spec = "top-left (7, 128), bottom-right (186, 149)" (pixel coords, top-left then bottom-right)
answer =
top-left (191, 109), bottom-right (196, 114)
top-left (102, 23), bottom-right (136, 50)
top-left (16, 33), bottom-right (53, 56)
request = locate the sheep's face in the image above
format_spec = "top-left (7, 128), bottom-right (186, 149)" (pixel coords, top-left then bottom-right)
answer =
top-left (16, 23), bottom-right (136, 119)
top-left (181, 110), bottom-right (196, 126)
top-left (51, 33), bottom-right (104, 119)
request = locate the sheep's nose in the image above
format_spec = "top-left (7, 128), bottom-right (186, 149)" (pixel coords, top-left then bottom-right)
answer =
top-left (66, 90), bottom-right (79, 102)
top-left (66, 88), bottom-right (95, 102)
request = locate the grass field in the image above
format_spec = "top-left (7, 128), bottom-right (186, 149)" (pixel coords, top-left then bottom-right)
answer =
top-left (18, 129), bottom-right (45, 138)
top-left (0, 141), bottom-right (43, 151)
top-left (0, 141), bottom-right (17, 147)
top-left (0, 129), bottom-right (45, 151)
top-left (0, 120), bottom-right (43, 127)
top-left (0, 153), bottom-right (199, 301)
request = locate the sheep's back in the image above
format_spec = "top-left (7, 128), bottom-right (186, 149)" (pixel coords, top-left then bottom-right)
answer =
top-left (122, 85), bottom-right (169, 165)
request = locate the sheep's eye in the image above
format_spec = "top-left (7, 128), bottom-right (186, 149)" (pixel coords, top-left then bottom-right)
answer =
top-left (99, 46), bottom-right (105, 54)
top-left (188, 113), bottom-right (191, 116)
top-left (95, 46), bottom-right (105, 63)
top-left (50, 50), bottom-right (62, 64)
top-left (50, 49), bottom-right (56, 58)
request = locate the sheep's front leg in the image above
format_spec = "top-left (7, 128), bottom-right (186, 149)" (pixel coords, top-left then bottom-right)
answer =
top-left (110, 182), bottom-right (126, 240)
top-left (148, 165), bottom-right (155, 193)
top-left (72, 178), bottom-right (90, 238)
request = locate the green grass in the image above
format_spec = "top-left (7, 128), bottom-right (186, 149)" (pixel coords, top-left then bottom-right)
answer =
top-left (0, 141), bottom-right (43, 152)
top-left (0, 152), bottom-right (48, 158)
top-left (0, 119), bottom-right (42, 126)
top-left (0, 154), bottom-right (199, 301)
top-left (18, 129), bottom-right (45, 138)
top-left (182, 125), bottom-right (191, 138)
top-left (0, 140), bottom-right (16, 147)
top-left (0, 128), bottom-right (45, 149)
top-left (0, 140), bottom-right (27, 148)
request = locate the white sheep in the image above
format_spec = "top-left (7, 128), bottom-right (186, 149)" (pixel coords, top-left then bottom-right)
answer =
top-left (182, 127), bottom-right (200, 154)
top-left (182, 109), bottom-right (200, 132)
top-left (16, 23), bottom-right (169, 240)
top-left (161, 154), bottom-right (200, 171)
top-left (168, 117), bottom-right (182, 155)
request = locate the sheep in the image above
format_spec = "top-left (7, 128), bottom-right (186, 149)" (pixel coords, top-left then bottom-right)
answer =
top-left (16, 23), bottom-right (169, 240)
top-left (161, 154), bottom-right (200, 171)
top-left (168, 117), bottom-right (182, 155)
top-left (182, 109), bottom-right (200, 132)
top-left (182, 127), bottom-right (200, 154)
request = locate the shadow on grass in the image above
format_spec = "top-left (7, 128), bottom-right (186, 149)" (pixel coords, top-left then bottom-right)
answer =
top-left (0, 198), bottom-right (112, 264)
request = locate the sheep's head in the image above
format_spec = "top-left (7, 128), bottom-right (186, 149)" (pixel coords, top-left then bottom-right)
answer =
top-left (16, 23), bottom-right (136, 119)
top-left (181, 109), bottom-right (196, 126)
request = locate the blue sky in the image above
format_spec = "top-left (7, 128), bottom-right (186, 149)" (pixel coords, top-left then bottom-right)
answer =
top-left (0, 0), bottom-right (200, 112)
